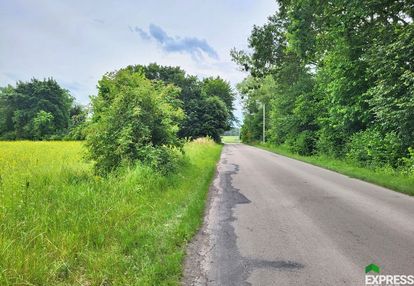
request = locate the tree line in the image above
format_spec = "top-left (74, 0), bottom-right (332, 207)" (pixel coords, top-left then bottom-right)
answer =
top-left (0, 64), bottom-right (234, 173)
top-left (0, 64), bottom-right (234, 142)
top-left (0, 78), bottom-right (87, 140)
top-left (232, 0), bottom-right (414, 170)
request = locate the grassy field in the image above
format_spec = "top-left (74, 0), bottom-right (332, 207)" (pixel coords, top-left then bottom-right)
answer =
top-left (255, 143), bottom-right (414, 196)
top-left (221, 135), bottom-right (240, 143)
top-left (0, 139), bottom-right (222, 285)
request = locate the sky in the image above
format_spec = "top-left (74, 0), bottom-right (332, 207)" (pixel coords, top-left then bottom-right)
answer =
top-left (0, 0), bottom-right (277, 122)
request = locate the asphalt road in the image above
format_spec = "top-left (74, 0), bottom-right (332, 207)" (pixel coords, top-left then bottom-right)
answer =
top-left (183, 144), bottom-right (414, 286)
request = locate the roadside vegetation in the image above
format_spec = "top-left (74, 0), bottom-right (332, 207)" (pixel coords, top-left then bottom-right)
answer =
top-left (256, 143), bottom-right (414, 196)
top-left (0, 63), bottom-right (234, 143)
top-left (0, 139), bottom-right (221, 285)
top-left (0, 63), bottom-right (232, 284)
top-left (221, 135), bottom-right (240, 144)
top-left (232, 1), bottom-right (414, 192)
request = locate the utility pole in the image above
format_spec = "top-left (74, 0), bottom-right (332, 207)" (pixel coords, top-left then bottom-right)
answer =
top-left (262, 103), bottom-right (265, 143)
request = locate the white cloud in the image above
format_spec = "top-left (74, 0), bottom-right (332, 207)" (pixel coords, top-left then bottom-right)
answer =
top-left (0, 0), bottom-right (277, 122)
top-left (134, 24), bottom-right (219, 61)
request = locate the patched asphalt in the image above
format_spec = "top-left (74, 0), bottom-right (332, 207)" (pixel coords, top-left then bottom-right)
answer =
top-left (182, 144), bottom-right (414, 285)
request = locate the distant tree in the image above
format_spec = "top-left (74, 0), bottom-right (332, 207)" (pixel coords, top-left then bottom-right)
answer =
top-left (223, 127), bottom-right (240, 136)
top-left (202, 77), bottom-right (235, 129)
top-left (200, 96), bottom-right (229, 142)
top-left (66, 104), bottom-right (89, 140)
top-left (0, 86), bottom-right (15, 139)
top-left (125, 63), bottom-right (235, 142)
top-left (0, 78), bottom-right (73, 140)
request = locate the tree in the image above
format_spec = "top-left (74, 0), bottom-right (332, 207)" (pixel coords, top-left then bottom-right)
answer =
top-left (202, 77), bottom-right (235, 127)
top-left (232, 0), bottom-right (414, 166)
top-left (123, 63), bottom-right (235, 142)
top-left (66, 104), bottom-right (89, 140)
top-left (33, 110), bottom-right (54, 139)
top-left (0, 78), bottom-right (73, 139)
top-left (86, 69), bottom-right (184, 174)
top-left (365, 24), bottom-right (414, 151)
top-left (198, 96), bottom-right (229, 142)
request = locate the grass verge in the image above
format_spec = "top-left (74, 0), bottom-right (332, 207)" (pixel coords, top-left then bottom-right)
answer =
top-left (0, 139), bottom-right (222, 285)
top-left (221, 135), bottom-right (240, 143)
top-left (254, 143), bottom-right (414, 196)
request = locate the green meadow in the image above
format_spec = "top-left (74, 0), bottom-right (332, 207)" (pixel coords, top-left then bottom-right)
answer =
top-left (0, 139), bottom-right (221, 285)
top-left (221, 135), bottom-right (240, 144)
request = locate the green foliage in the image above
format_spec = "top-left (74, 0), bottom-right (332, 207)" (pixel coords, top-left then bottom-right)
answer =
top-left (202, 77), bottom-right (235, 125)
top-left (233, 0), bottom-right (414, 172)
top-left (135, 145), bottom-right (183, 175)
top-left (65, 104), bottom-right (89, 140)
top-left (200, 96), bottom-right (229, 142)
top-left (0, 78), bottom-right (74, 140)
top-left (178, 96), bottom-right (229, 143)
top-left (33, 110), bottom-right (54, 139)
top-left (346, 129), bottom-right (402, 167)
top-left (237, 76), bottom-right (269, 143)
top-left (365, 24), bottom-right (414, 149)
top-left (315, 127), bottom-right (348, 158)
top-left (287, 130), bottom-right (317, 156)
top-left (1, 64), bottom-right (235, 144)
top-left (402, 148), bottom-right (414, 176)
top-left (86, 69), bottom-right (184, 174)
top-left (124, 63), bottom-right (234, 142)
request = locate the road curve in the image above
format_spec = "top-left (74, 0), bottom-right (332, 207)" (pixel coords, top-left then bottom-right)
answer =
top-left (183, 144), bottom-right (414, 286)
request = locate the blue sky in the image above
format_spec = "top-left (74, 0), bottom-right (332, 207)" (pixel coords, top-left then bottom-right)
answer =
top-left (0, 0), bottom-right (277, 122)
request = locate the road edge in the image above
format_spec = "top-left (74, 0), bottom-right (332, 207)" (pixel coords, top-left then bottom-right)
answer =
top-left (251, 143), bottom-right (414, 196)
top-left (181, 151), bottom-right (221, 285)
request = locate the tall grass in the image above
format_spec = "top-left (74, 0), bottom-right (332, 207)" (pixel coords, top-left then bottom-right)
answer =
top-left (0, 140), bottom-right (222, 285)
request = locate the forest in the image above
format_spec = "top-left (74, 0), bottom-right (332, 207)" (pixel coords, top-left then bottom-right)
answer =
top-left (232, 0), bottom-right (414, 177)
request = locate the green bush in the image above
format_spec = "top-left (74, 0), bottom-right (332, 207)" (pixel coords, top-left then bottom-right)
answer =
top-left (0, 131), bottom-right (16, 140)
top-left (136, 145), bottom-right (184, 175)
top-left (64, 123), bottom-right (87, 140)
top-left (86, 69), bottom-right (185, 174)
top-left (402, 147), bottom-right (414, 176)
top-left (33, 110), bottom-right (54, 139)
top-left (287, 130), bottom-right (317, 156)
top-left (316, 127), bottom-right (348, 158)
top-left (346, 129), bottom-right (402, 167)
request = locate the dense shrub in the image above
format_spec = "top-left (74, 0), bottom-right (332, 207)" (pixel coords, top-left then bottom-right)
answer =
top-left (288, 130), bottom-right (317, 156)
top-left (135, 145), bottom-right (183, 175)
top-left (402, 148), bottom-right (414, 176)
top-left (65, 104), bottom-right (89, 140)
top-left (86, 69), bottom-right (184, 174)
top-left (346, 129), bottom-right (402, 167)
top-left (316, 127), bottom-right (348, 158)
